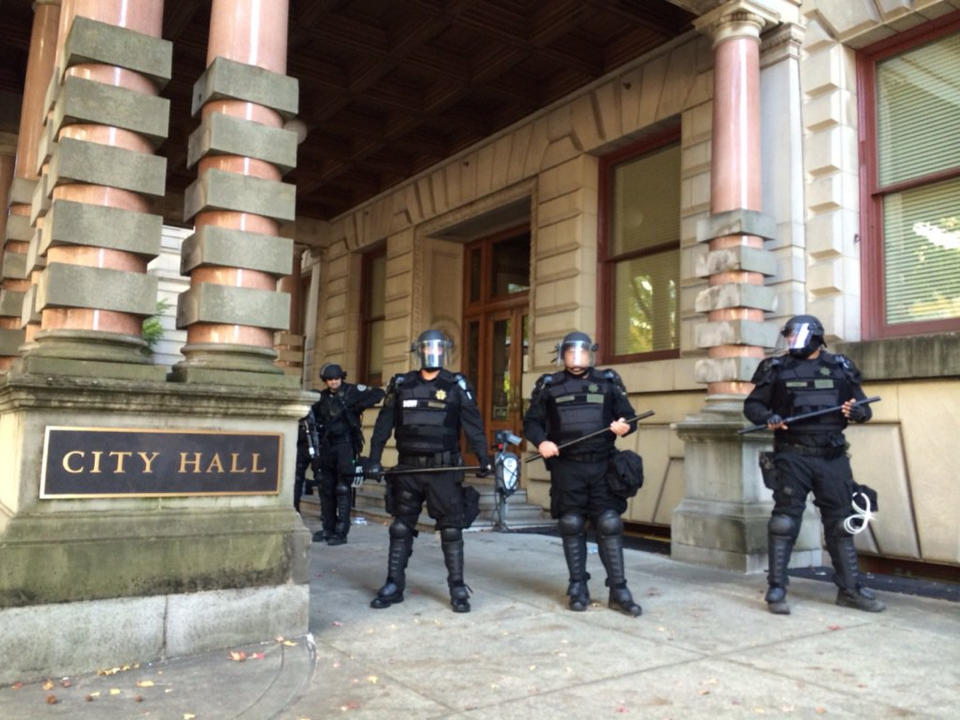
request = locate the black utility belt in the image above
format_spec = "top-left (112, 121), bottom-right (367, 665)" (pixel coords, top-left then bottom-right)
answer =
top-left (398, 452), bottom-right (459, 467)
top-left (775, 443), bottom-right (846, 459)
top-left (558, 450), bottom-right (613, 463)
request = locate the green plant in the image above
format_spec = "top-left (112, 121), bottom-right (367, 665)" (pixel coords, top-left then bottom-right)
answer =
top-left (141, 298), bottom-right (171, 354)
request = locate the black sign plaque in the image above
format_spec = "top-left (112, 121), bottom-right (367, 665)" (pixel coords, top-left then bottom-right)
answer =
top-left (40, 426), bottom-right (283, 498)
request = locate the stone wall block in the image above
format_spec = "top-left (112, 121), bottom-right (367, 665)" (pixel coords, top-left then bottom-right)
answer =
top-left (192, 56), bottom-right (298, 118)
top-left (187, 112), bottom-right (297, 174)
top-left (801, 44), bottom-right (842, 96)
top-left (43, 199), bottom-right (162, 258)
top-left (29, 168), bottom-right (52, 225)
top-left (183, 168), bottom-right (295, 223)
top-left (62, 16), bottom-right (173, 89)
top-left (36, 263), bottom-right (158, 316)
top-left (47, 137), bottom-right (167, 198)
top-left (694, 283), bottom-right (776, 313)
top-left (693, 355), bottom-right (762, 384)
top-left (694, 319), bottom-right (779, 349)
top-left (807, 257), bottom-right (844, 295)
top-left (0, 290), bottom-right (26, 317)
top-left (180, 225), bottom-right (293, 278)
top-left (696, 209), bottom-right (777, 244)
top-left (176, 283), bottom-right (290, 331)
top-left (694, 245), bottom-right (778, 277)
top-left (0, 327), bottom-right (25, 355)
top-left (19, 285), bottom-right (40, 325)
top-left (9, 178), bottom-right (37, 206)
top-left (52, 75), bottom-right (170, 146)
top-left (1, 252), bottom-right (28, 281)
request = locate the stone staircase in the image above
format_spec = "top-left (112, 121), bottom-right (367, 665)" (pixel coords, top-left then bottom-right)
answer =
top-left (303, 479), bottom-right (553, 531)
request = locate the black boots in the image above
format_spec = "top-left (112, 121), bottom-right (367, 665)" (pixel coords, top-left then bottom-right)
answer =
top-left (596, 511), bottom-right (641, 617)
top-left (371, 522), bottom-right (414, 609)
top-left (765, 514), bottom-right (797, 615)
top-left (441, 528), bottom-right (471, 613)
top-left (827, 530), bottom-right (885, 613)
top-left (561, 532), bottom-right (590, 611)
top-left (327, 487), bottom-right (352, 545)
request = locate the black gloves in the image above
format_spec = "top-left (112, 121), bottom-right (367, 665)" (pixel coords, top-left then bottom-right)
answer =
top-left (476, 459), bottom-right (493, 478)
top-left (766, 413), bottom-right (784, 427)
top-left (360, 457), bottom-right (383, 480)
top-left (847, 403), bottom-right (867, 422)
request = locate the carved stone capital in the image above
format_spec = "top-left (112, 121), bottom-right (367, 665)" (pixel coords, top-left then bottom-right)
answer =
top-left (694, 0), bottom-right (781, 45)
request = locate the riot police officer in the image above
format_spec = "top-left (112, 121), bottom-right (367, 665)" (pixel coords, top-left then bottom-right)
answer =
top-left (294, 405), bottom-right (320, 514)
top-left (744, 315), bottom-right (884, 615)
top-left (366, 329), bottom-right (493, 613)
top-left (523, 331), bottom-right (643, 617)
top-left (311, 363), bottom-right (384, 545)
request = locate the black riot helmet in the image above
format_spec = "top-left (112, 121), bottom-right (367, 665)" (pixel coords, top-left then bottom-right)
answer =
top-left (320, 362), bottom-right (346, 380)
top-left (412, 329), bottom-right (453, 370)
top-left (555, 331), bottom-right (598, 370)
top-left (777, 315), bottom-right (825, 358)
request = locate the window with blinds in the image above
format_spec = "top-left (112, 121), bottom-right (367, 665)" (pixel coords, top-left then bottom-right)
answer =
top-left (599, 137), bottom-right (680, 361)
top-left (862, 24), bottom-right (960, 336)
top-left (360, 249), bottom-right (386, 385)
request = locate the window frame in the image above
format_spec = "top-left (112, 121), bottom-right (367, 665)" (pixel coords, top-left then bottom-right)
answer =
top-left (596, 126), bottom-right (682, 364)
top-left (358, 246), bottom-right (386, 386)
top-left (857, 11), bottom-right (960, 339)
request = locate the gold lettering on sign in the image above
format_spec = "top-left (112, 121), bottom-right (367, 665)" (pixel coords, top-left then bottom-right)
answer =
top-left (179, 452), bottom-right (202, 473)
top-left (230, 452), bottom-right (247, 473)
top-left (138, 451), bottom-right (159, 473)
top-left (62, 450), bottom-right (84, 474)
top-left (109, 450), bottom-right (132, 473)
top-left (206, 453), bottom-right (224, 473)
top-left (251, 453), bottom-right (267, 474)
top-left (90, 450), bottom-right (103, 474)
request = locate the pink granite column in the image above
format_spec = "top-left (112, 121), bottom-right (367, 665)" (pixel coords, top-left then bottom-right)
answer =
top-left (174, 0), bottom-right (298, 385)
top-left (0, 0), bottom-right (60, 370)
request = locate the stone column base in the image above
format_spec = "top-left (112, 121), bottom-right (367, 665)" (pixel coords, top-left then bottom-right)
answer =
top-left (0, 583), bottom-right (309, 684)
top-left (671, 395), bottom-right (823, 573)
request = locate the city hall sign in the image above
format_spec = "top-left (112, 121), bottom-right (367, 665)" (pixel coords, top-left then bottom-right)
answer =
top-left (40, 427), bottom-right (282, 498)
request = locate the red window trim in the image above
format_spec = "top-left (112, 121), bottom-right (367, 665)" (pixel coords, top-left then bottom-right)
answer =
top-left (596, 125), bottom-right (682, 365)
top-left (857, 10), bottom-right (960, 339)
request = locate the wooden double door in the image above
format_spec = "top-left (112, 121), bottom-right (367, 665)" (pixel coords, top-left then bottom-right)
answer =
top-left (462, 226), bottom-right (530, 457)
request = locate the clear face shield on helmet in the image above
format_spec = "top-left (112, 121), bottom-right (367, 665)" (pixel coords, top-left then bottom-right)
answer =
top-left (416, 338), bottom-right (450, 369)
top-left (775, 322), bottom-right (818, 356)
top-left (558, 340), bottom-right (595, 370)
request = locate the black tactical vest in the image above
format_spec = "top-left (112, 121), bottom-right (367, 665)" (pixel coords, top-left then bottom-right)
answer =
top-left (777, 357), bottom-right (846, 433)
top-left (543, 371), bottom-right (614, 449)
top-left (395, 372), bottom-right (461, 454)
top-left (315, 387), bottom-right (351, 442)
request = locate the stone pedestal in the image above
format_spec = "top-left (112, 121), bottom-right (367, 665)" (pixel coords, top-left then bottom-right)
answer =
top-left (671, 395), bottom-right (821, 572)
top-left (0, 371), bottom-right (313, 682)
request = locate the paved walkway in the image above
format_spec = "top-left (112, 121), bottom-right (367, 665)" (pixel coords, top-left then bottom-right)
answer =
top-left (2, 520), bottom-right (958, 719)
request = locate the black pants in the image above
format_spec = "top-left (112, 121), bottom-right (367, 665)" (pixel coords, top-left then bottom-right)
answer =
top-left (548, 456), bottom-right (626, 519)
top-left (387, 454), bottom-right (470, 530)
top-left (771, 450), bottom-right (854, 527)
top-left (317, 442), bottom-right (356, 531)
top-left (293, 449), bottom-right (316, 512)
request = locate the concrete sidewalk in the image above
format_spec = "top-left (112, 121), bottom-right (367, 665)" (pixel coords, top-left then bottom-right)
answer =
top-left (2, 519), bottom-right (958, 719)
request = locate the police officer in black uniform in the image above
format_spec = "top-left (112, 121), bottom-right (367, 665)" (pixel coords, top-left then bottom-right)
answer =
top-left (523, 331), bottom-right (642, 617)
top-left (294, 405), bottom-right (320, 514)
top-left (311, 363), bottom-right (384, 545)
top-left (744, 315), bottom-right (884, 615)
top-left (366, 329), bottom-right (493, 613)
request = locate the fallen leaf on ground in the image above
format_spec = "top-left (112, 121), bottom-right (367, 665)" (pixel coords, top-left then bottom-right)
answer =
top-left (332, 621), bottom-right (343, 627)
top-left (134, 694), bottom-right (144, 702)
top-left (43, 680), bottom-right (54, 690)
top-left (827, 625), bottom-right (842, 631)
top-left (89, 691), bottom-right (101, 697)
top-left (252, 652), bottom-right (265, 660)
top-left (367, 675), bottom-right (378, 684)
top-left (136, 680), bottom-right (155, 688)
top-left (283, 640), bottom-right (298, 646)
top-left (699, 690), bottom-right (711, 696)
top-left (816, 709), bottom-right (826, 715)
top-left (84, 694), bottom-right (95, 702)
top-left (110, 688), bottom-right (121, 695)
top-left (10, 682), bottom-right (23, 690)
top-left (184, 714), bottom-right (196, 720)
top-left (229, 650), bottom-right (247, 662)
top-left (60, 678), bottom-right (72, 688)
top-left (46, 694), bottom-right (58, 704)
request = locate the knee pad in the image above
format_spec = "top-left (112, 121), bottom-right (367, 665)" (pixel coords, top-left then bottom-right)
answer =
top-left (769, 513), bottom-right (798, 539)
top-left (596, 509), bottom-right (622, 537)
top-left (335, 482), bottom-right (351, 497)
top-left (558, 512), bottom-right (585, 537)
top-left (389, 519), bottom-right (413, 540)
top-left (440, 527), bottom-right (462, 543)
top-left (824, 518), bottom-right (851, 541)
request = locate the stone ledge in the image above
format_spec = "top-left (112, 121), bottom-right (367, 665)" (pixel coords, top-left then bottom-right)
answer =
top-left (187, 112), bottom-right (297, 174)
top-left (835, 333), bottom-right (960, 380)
top-left (696, 209), bottom-right (777, 244)
top-left (0, 289), bottom-right (25, 316)
top-left (695, 244), bottom-right (778, 277)
top-left (52, 75), bottom-right (170, 145)
top-left (694, 319), bottom-right (779, 349)
top-left (694, 282), bottom-right (776, 312)
top-left (693, 356), bottom-right (762, 383)
top-left (3, 213), bottom-right (31, 242)
top-left (62, 16), bottom-right (173, 89)
top-left (1, 251), bottom-right (28, 280)
top-left (9, 177), bottom-right (37, 206)
top-left (0, 327), bottom-right (25, 356)
top-left (43, 199), bottom-right (162, 257)
top-left (192, 56), bottom-right (298, 118)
